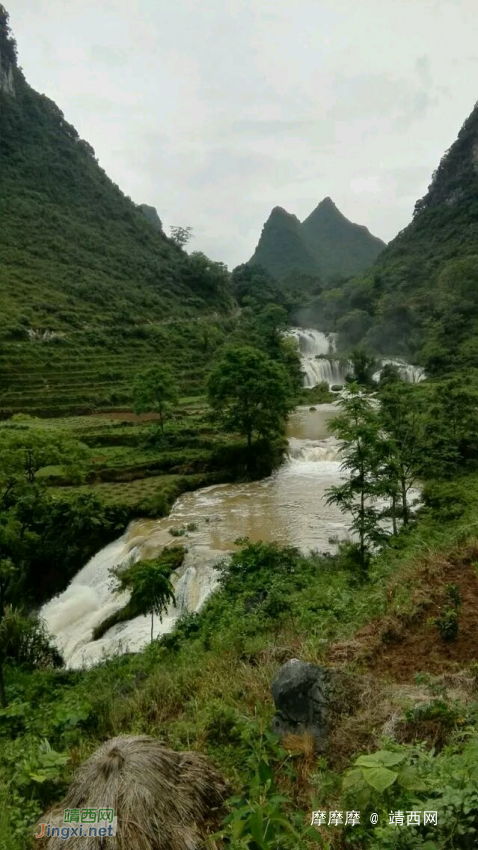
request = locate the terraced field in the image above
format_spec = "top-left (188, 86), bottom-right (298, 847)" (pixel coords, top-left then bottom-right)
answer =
top-left (0, 317), bottom-right (237, 417)
top-left (21, 401), bottom-right (251, 518)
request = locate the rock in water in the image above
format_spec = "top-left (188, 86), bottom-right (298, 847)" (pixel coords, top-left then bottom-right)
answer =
top-left (271, 658), bottom-right (337, 750)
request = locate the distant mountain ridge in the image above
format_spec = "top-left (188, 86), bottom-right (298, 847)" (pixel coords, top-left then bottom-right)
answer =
top-left (249, 198), bottom-right (385, 281)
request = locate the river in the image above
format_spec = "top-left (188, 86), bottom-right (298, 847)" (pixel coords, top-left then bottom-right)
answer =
top-left (41, 404), bottom-right (349, 669)
top-left (41, 329), bottom-right (423, 669)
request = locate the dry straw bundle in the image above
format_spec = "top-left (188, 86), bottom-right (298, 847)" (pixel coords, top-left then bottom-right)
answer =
top-left (36, 735), bottom-right (228, 849)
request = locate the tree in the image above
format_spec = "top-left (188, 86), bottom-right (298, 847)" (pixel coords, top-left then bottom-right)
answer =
top-left (377, 381), bottom-right (425, 525)
top-left (183, 251), bottom-right (231, 298)
top-left (0, 5), bottom-right (17, 64)
top-left (326, 388), bottom-right (383, 574)
top-left (170, 226), bottom-right (193, 248)
top-left (231, 263), bottom-right (283, 308)
top-left (345, 348), bottom-right (377, 389)
top-left (113, 558), bottom-right (175, 643)
top-left (378, 362), bottom-right (401, 387)
top-left (133, 366), bottom-right (179, 434)
top-left (0, 423), bottom-right (89, 499)
top-left (207, 347), bottom-right (294, 449)
top-left (427, 374), bottom-right (478, 464)
top-left (0, 606), bottom-right (62, 707)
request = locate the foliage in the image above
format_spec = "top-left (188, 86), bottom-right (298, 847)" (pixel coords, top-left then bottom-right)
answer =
top-left (333, 104), bottom-right (478, 369)
top-left (133, 365), bottom-right (179, 434)
top-left (0, 423), bottom-right (88, 491)
top-left (208, 347), bottom-right (294, 449)
top-left (345, 348), bottom-right (378, 388)
top-left (326, 389), bottom-right (384, 573)
top-left (343, 748), bottom-right (426, 804)
top-left (111, 555), bottom-right (176, 642)
top-left (169, 225), bottom-right (193, 248)
top-left (432, 584), bottom-right (462, 642)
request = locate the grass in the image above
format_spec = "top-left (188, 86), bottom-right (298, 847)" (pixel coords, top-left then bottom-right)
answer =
top-left (5, 475), bottom-right (478, 847)
top-left (4, 500), bottom-right (478, 850)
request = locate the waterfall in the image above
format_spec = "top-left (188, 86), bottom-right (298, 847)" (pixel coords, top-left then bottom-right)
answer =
top-left (41, 534), bottom-right (221, 669)
top-left (289, 328), bottom-right (350, 388)
top-left (40, 404), bottom-right (348, 670)
top-left (372, 359), bottom-right (425, 384)
top-left (289, 327), bottom-right (425, 388)
top-left (288, 436), bottom-right (342, 462)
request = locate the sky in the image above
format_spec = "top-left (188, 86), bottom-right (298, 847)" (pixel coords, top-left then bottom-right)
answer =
top-left (7, 0), bottom-right (478, 268)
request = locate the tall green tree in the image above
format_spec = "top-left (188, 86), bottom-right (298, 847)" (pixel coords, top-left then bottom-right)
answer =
top-left (427, 374), bottom-right (478, 464)
top-left (345, 348), bottom-right (378, 389)
top-left (112, 558), bottom-right (175, 643)
top-left (208, 347), bottom-right (294, 449)
top-left (133, 366), bottom-right (179, 434)
top-left (378, 381), bottom-right (426, 525)
top-left (0, 424), bottom-right (88, 499)
top-left (169, 225), bottom-right (193, 248)
top-left (326, 388), bottom-right (383, 573)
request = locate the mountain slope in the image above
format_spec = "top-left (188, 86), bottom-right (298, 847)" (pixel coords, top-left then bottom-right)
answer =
top-left (334, 100), bottom-right (478, 368)
top-left (0, 6), bottom-right (233, 414)
top-left (248, 206), bottom-right (319, 280)
top-left (248, 199), bottom-right (385, 282)
top-left (302, 197), bottom-right (385, 279)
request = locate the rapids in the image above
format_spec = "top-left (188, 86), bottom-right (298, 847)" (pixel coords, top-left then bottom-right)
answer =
top-left (41, 326), bottom-right (425, 669)
top-left (41, 405), bottom-right (348, 669)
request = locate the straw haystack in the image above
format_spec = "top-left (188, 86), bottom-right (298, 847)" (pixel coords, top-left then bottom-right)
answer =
top-left (36, 735), bottom-right (229, 849)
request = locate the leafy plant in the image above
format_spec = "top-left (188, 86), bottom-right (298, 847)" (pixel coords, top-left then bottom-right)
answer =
top-left (343, 749), bottom-right (426, 807)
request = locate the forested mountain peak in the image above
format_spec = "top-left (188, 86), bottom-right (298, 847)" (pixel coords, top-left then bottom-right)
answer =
top-left (248, 197), bottom-right (385, 282)
top-left (413, 100), bottom-right (478, 215)
top-left (249, 205), bottom-right (318, 280)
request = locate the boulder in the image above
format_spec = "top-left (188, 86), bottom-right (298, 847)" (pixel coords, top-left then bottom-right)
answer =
top-left (271, 658), bottom-right (342, 751)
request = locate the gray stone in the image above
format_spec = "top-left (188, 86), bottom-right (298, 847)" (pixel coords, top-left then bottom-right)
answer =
top-left (0, 50), bottom-right (15, 96)
top-left (271, 658), bottom-right (338, 751)
top-left (139, 204), bottom-right (163, 232)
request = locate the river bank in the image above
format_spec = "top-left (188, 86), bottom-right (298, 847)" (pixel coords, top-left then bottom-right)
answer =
top-left (42, 405), bottom-right (349, 668)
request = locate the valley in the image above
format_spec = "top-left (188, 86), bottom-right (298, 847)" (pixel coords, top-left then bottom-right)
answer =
top-left (1, 4), bottom-right (478, 850)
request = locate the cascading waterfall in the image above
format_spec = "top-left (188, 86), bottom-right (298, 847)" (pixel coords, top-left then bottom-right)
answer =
top-left (40, 321), bottom-right (425, 670)
top-left (41, 404), bottom-right (347, 669)
top-left (41, 534), bottom-right (221, 669)
top-left (288, 328), bottom-right (350, 388)
top-left (372, 359), bottom-right (425, 384)
top-left (289, 327), bottom-right (425, 388)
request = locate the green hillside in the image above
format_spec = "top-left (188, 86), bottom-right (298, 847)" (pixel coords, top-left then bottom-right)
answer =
top-left (302, 197), bottom-right (385, 279)
top-left (248, 198), bottom-right (385, 283)
top-left (0, 7), bottom-right (234, 415)
top-left (333, 101), bottom-right (478, 370)
top-left (248, 206), bottom-right (319, 280)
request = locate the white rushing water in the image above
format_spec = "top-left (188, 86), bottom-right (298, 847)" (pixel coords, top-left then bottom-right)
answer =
top-left (290, 327), bottom-right (425, 388)
top-left (41, 322), bottom-right (425, 669)
top-left (289, 328), bottom-right (350, 388)
top-left (41, 405), bottom-right (348, 669)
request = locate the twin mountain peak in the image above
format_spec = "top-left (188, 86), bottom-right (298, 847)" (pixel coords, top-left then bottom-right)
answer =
top-left (249, 197), bottom-right (386, 281)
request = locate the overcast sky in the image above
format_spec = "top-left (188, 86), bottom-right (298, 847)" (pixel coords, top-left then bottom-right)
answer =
top-left (7, 0), bottom-right (478, 268)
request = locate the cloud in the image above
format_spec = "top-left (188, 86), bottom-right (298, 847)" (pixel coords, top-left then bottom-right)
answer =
top-left (9, 0), bottom-right (478, 267)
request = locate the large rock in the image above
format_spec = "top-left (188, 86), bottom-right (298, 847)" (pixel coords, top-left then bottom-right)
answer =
top-left (271, 658), bottom-right (343, 751)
